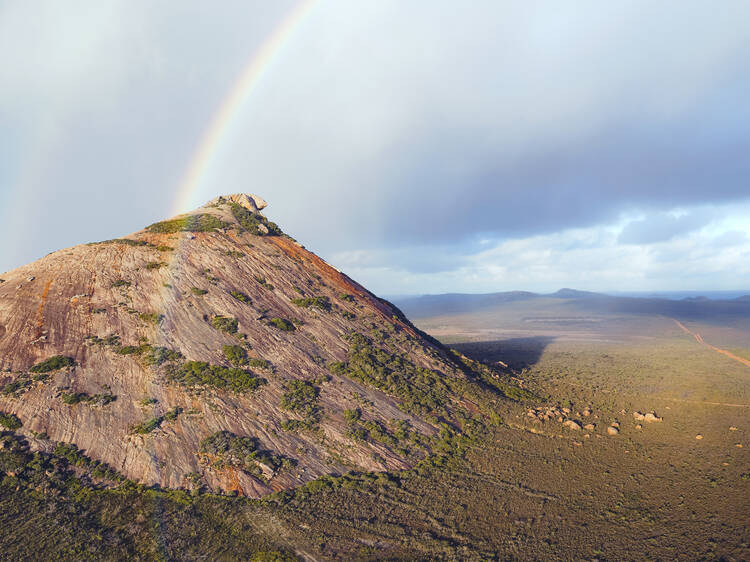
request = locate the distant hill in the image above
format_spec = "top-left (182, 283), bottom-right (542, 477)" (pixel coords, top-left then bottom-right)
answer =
top-left (395, 288), bottom-right (750, 321)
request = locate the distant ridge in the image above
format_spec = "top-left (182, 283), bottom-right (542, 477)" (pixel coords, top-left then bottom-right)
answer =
top-left (394, 288), bottom-right (750, 320)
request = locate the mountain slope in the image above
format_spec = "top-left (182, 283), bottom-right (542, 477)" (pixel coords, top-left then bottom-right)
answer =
top-left (0, 194), bottom-right (513, 497)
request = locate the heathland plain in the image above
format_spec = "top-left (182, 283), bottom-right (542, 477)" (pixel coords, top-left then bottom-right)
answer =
top-left (0, 195), bottom-right (747, 560)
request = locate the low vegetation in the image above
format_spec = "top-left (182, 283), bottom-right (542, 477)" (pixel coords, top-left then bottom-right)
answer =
top-left (0, 412), bottom-right (22, 430)
top-left (223, 344), bottom-right (247, 366)
top-left (29, 356), bottom-right (75, 373)
top-left (291, 296), bottom-right (331, 311)
top-left (212, 316), bottom-right (238, 334)
top-left (138, 312), bottom-right (163, 325)
top-left (230, 290), bottom-right (251, 303)
top-left (167, 361), bottom-right (265, 393)
top-left (60, 391), bottom-right (117, 406)
top-left (199, 431), bottom-right (294, 478)
top-left (131, 407), bottom-right (181, 434)
top-left (328, 332), bottom-right (449, 416)
top-left (0, 434), bottom-right (294, 559)
top-left (116, 343), bottom-right (183, 366)
top-left (280, 380), bottom-right (320, 431)
top-left (269, 318), bottom-right (295, 332)
top-left (229, 203), bottom-right (282, 236)
top-left (146, 214), bottom-right (229, 234)
top-left (253, 276), bottom-right (274, 290)
top-left (190, 287), bottom-right (208, 296)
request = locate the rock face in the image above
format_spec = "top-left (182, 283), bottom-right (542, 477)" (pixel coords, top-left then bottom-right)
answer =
top-left (0, 195), bottom-right (506, 497)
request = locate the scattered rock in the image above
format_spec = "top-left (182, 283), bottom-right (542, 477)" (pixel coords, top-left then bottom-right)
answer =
top-left (583, 434), bottom-right (590, 439)
top-left (557, 416), bottom-right (564, 423)
top-left (562, 407), bottom-right (571, 414)
top-left (644, 412), bottom-right (663, 422)
top-left (584, 423), bottom-right (595, 431)
top-left (611, 421), bottom-right (620, 429)
top-left (695, 435), bottom-right (703, 440)
top-left (736, 443), bottom-right (743, 448)
top-left (729, 426), bottom-right (738, 431)
top-left (27, 276), bottom-right (35, 282)
top-left (563, 420), bottom-right (582, 430)
top-left (582, 409), bottom-right (591, 417)
top-left (633, 411), bottom-right (645, 421)
top-left (607, 426), bottom-right (619, 436)
top-left (635, 424), bottom-right (642, 430)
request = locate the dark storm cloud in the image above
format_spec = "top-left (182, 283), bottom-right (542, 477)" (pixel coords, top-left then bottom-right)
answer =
top-left (2, 0), bottom-right (750, 292)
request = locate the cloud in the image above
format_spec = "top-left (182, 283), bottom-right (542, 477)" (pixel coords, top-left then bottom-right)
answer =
top-left (617, 210), bottom-right (717, 245)
top-left (1, 0), bottom-right (750, 294)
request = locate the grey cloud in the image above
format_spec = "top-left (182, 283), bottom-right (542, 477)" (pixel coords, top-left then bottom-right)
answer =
top-left (617, 210), bottom-right (717, 245)
top-left (2, 0), bottom-right (750, 294)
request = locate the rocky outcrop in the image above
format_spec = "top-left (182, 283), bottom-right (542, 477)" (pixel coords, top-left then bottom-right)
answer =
top-left (0, 195), bottom-right (510, 496)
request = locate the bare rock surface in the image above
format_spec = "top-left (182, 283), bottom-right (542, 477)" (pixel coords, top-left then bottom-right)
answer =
top-left (0, 194), bottom-right (504, 497)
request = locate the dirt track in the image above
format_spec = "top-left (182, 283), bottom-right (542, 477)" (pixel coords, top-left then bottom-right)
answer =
top-left (673, 319), bottom-right (750, 368)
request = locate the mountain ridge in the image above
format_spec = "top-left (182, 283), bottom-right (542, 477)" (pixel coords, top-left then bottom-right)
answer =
top-left (0, 194), bottom-right (519, 497)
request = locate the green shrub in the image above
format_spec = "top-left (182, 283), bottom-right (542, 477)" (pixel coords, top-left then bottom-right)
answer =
top-left (60, 392), bottom-right (87, 405)
top-left (199, 431), bottom-right (293, 476)
top-left (143, 346), bottom-right (183, 366)
top-left (168, 361), bottom-right (265, 393)
top-left (223, 344), bottom-right (247, 366)
top-left (212, 316), bottom-right (238, 334)
top-left (59, 391), bottom-right (116, 406)
top-left (247, 358), bottom-right (270, 370)
top-left (338, 293), bottom-right (355, 302)
top-left (146, 261), bottom-right (165, 270)
top-left (139, 397), bottom-right (158, 406)
top-left (30, 355), bottom-right (75, 373)
top-left (230, 290), bottom-right (251, 303)
top-left (163, 406), bottom-right (182, 421)
top-left (191, 287), bottom-right (208, 296)
top-left (116, 345), bottom-right (143, 355)
top-left (344, 408), bottom-right (361, 424)
top-left (269, 318), bottom-right (295, 332)
top-left (1, 377), bottom-right (32, 397)
top-left (0, 412), bottom-right (21, 430)
top-left (146, 214), bottom-right (229, 234)
top-left (131, 417), bottom-right (162, 434)
top-left (280, 380), bottom-right (319, 422)
top-left (86, 334), bottom-right (120, 347)
top-left (229, 203), bottom-right (282, 236)
top-left (280, 419), bottom-right (313, 432)
top-left (328, 333), bottom-right (449, 416)
top-left (253, 276), bottom-right (274, 290)
top-left (139, 312), bottom-right (163, 325)
top-left (111, 279), bottom-right (131, 288)
top-left (291, 296), bottom-right (331, 311)
top-left (225, 250), bottom-right (245, 258)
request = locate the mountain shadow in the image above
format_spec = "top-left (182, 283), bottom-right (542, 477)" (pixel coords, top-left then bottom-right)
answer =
top-left (451, 336), bottom-right (555, 371)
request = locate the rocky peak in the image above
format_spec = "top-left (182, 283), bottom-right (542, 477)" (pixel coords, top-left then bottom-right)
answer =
top-left (0, 195), bottom-right (520, 497)
top-left (204, 193), bottom-right (267, 213)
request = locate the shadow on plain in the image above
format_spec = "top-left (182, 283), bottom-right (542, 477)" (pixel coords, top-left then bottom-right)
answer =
top-left (451, 336), bottom-right (556, 371)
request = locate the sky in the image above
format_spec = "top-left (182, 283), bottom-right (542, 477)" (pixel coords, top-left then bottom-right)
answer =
top-left (1, 1), bottom-right (750, 295)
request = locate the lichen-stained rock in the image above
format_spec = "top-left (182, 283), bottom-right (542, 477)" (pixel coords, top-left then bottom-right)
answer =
top-left (0, 194), bottom-right (519, 497)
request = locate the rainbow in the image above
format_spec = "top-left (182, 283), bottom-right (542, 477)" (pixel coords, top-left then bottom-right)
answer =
top-left (171, 0), bottom-right (316, 216)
